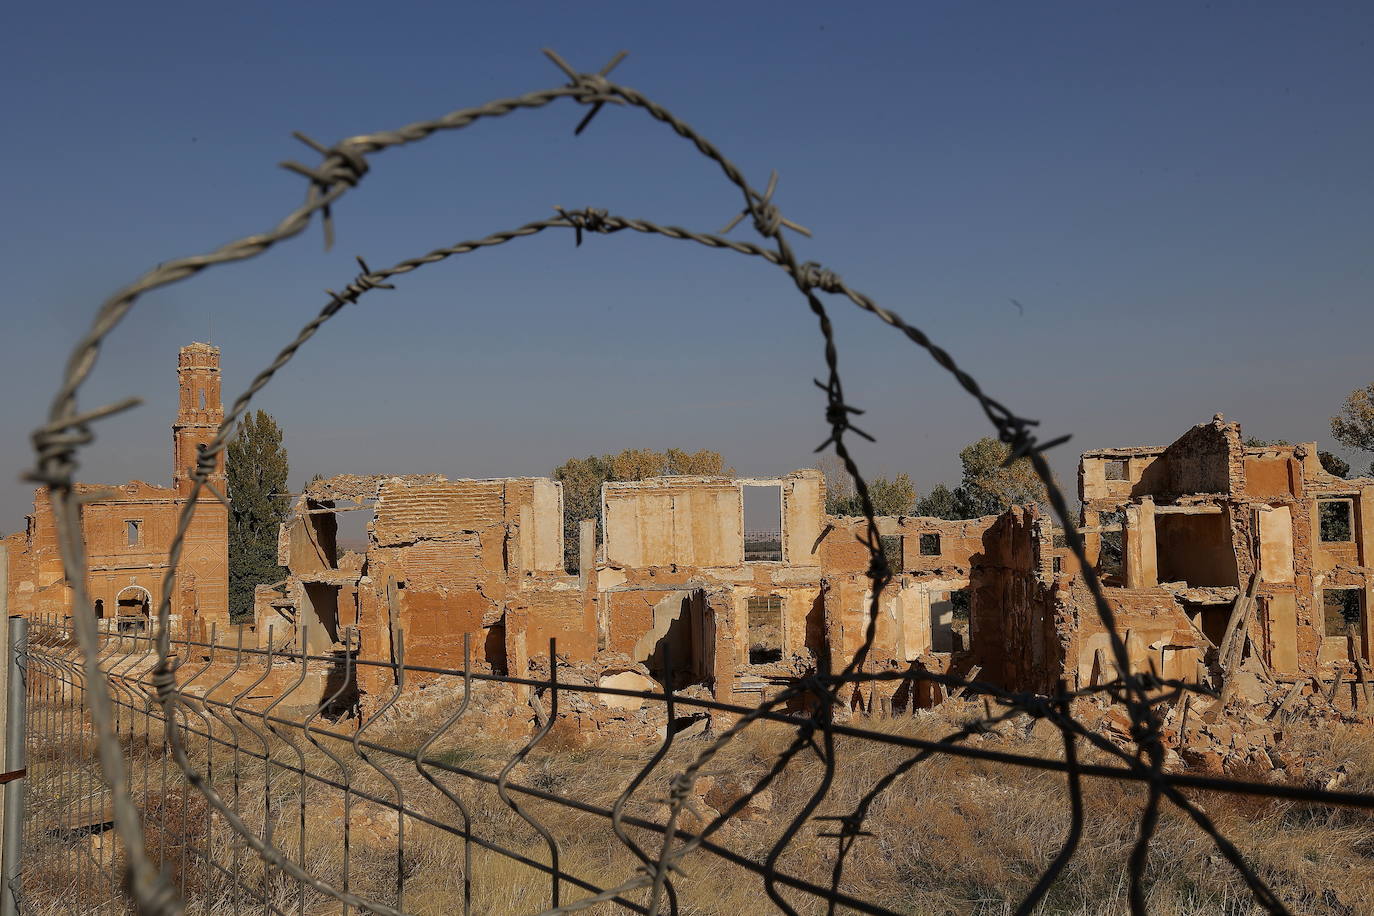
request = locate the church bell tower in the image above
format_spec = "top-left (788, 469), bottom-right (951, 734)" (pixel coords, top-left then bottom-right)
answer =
top-left (173, 342), bottom-right (225, 497)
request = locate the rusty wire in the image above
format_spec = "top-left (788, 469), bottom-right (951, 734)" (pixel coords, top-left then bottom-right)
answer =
top-left (16, 46), bottom-right (1371, 916)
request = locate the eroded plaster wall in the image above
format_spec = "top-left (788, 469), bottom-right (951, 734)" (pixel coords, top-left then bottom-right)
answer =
top-left (603, 477), bottom-right (743, 567)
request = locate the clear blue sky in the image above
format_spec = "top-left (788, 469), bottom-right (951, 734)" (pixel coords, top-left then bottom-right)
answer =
top-left (3, 1), bottom-right (1372, 529)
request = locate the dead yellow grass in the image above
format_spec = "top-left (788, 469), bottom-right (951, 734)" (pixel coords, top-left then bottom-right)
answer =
top-left (17, 699), bottom-right (1374, 915)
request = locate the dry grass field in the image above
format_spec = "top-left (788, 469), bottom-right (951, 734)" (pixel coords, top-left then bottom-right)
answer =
top-left (18, 694), bottom-right (1374, 916)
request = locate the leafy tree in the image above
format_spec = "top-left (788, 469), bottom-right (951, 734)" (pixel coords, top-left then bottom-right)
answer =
top-left (1331, 383), bottom-right (1374, 453)
top-left (914, 437), bottom-right (1051, 520)
top-left (952, 436), bottom-right (1050, 516)
top-left (608, 448), bottom-right (730, 480)
top-left (554, 448), bottom-right (733, 572)
top-left (826, 473), bottom-right (917, 517)
top-left (553, 454), bottom-right (611, 573)
top-left (1332, 383), bottom-right (1374, 475)
top-left (226, 410), bottom-right (290, 621)
top-left (914, 483), bottom-right (966, 520)
top-left (1318, 451), bottom-right (1351, 478)
top-left (817, 456), bottom-right (919, 517)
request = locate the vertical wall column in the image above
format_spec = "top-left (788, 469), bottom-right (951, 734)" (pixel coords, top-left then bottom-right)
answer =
top-left (1123, 498), bottom-right (1158, 589)
top-left (579, 519), bottom-right (596, 584)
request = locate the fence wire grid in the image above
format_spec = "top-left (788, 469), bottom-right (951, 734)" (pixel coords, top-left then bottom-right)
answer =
top-left (14, 48), bottom-right (1374, 916)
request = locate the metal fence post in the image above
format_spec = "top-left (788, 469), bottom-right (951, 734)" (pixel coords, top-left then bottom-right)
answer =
top-left (1, 615), bottom-right (28, 916)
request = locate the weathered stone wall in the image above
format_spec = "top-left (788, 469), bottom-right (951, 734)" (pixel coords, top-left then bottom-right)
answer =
top-left (969, 506), bottom-right (1061, 694)
top-left (265, 416), bottom-right (1372, 725)
top-left (818, 514), bottom-right (993, 576)
top-left (1163, 417), bottom-right (1243, 497)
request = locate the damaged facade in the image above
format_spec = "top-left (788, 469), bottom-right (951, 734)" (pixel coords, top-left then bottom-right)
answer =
top-left (1068, 414), bottom-right (1373, 693)
top-left (261, 468), bottom-right (1006, 725)
top-left (4, 343), bottom-right (229, 630)
top-left (256, 414), bottom-right (1372, 742)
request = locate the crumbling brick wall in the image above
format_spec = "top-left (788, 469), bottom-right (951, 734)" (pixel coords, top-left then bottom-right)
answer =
top-left (969, 506), bottom-right (1062, 695)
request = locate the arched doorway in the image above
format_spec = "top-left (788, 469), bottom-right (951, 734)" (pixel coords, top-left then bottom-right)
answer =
top-left (94, 599), bottom-right (104, 619)
top-left (115, 585), bottom-right (152, 633)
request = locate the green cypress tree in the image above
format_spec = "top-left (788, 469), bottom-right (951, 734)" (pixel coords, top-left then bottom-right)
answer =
top-left (226, 410), bottom-right (290, 621)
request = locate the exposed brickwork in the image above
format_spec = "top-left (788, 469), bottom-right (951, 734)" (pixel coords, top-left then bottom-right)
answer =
top-left (5, 343), bottom-right (229, 630)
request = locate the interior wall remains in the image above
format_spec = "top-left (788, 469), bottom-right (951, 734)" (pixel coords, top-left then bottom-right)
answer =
top-left (1155, 512), bottom-right (1240, 588)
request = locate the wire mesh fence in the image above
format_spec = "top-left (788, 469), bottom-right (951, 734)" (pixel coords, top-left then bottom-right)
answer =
top-left (11, 47), bottom-right (1374, 916)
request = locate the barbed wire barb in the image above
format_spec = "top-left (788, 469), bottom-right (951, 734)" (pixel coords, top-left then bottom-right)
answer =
top-left (542, 47), bottom-right (629, 135)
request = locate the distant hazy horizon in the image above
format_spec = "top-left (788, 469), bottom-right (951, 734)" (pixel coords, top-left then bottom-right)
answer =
top-left (3, 1), bottom-right (1372, 530)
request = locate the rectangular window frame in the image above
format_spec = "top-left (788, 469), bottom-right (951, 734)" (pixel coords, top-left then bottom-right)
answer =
top-left (918, 532), bottom-right (941, 557)
top-left (1321, 587), bottom-right (1364, 638)
top-left (1317, 498), bottom-right (1355, 544)
top-left (742, 484), bottom-right (784, 563)
top-left (880, 535), bottom-right (902, 570)
top-left (1104, 459), bottom-right (1128, 481)
top-left (125, 519), bottom-right (142, 547)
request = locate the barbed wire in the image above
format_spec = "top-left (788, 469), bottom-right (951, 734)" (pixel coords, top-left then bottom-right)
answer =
top-left (18, 46), bottom-right (1364, 916)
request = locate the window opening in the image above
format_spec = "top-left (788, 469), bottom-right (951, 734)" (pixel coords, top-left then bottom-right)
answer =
top-left (1318, 499), bottom-right (1354, 543)
top-left (1105, 459), bottom-right (1128, 481)
top-left (743, 485), bottom-right (783, 562)
top-left (126, 519), bottom-right (141, 546)
top-left (1052, 556), bottom-right (1062, 574)
top-left (198, 388), bottom-right (207, 410)
top-left (746, 596), bottom-right (784, 664)
top-left (484, 622), bottom-right (508, 675)
top-left (919, 533), bottom-right (941, 556)
top-left (1098, 509), bottom-right (1124, 581)
top-left (931, 588), bottom-right (971, 653)
top-left (950, 588), bottom-right (971, 652)
top-left (880, 535), bottom-right (902, 569)
top-left (1323, 589), bottom-right (1363, 638)
top-left (94, 599), bottom-right (104, 619)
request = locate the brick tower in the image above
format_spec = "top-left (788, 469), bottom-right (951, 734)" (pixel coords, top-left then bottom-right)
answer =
top-left (173, 342), bottom-right (225, 496)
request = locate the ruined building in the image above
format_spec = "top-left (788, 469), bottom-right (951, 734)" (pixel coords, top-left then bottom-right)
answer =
top-left (4, 343), bottom-right (229, 630)
top-left (259, 468), bottom-right (1007, 716)
top-left (264, 415), bottom-right (1371, 729)
top-left (1066, 414), bottom-right (1372, 689)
